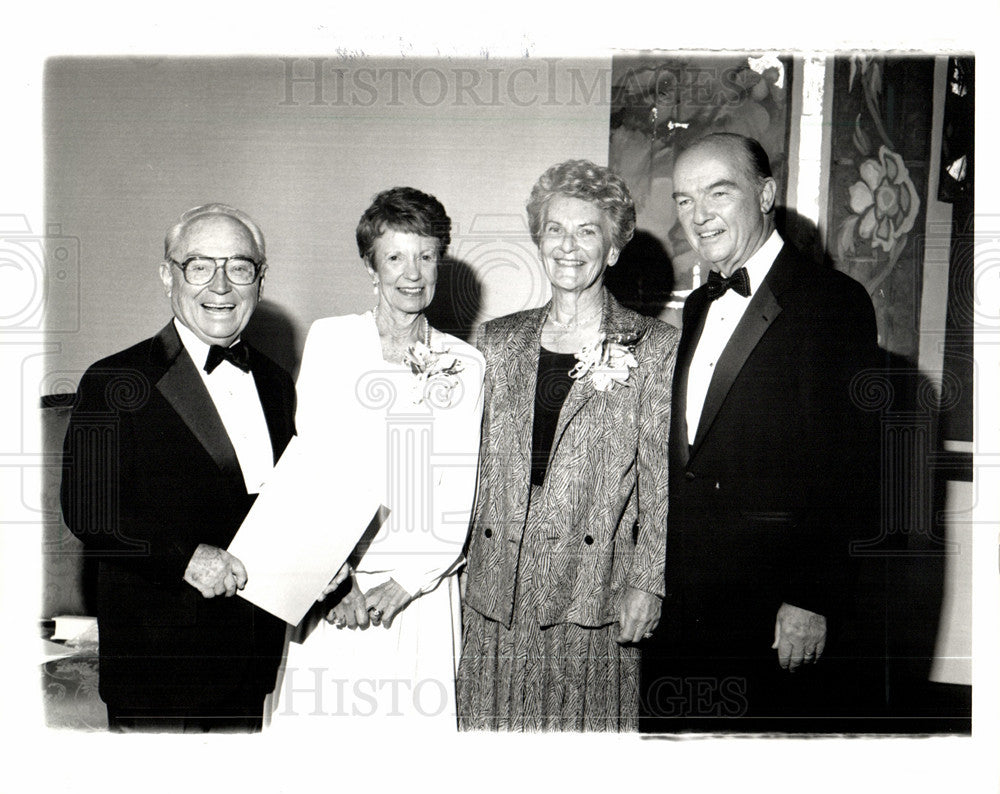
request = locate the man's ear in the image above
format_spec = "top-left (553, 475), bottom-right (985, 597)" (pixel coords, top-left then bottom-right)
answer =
top-left (159, 261), bottom-right (172, 296)
top-left (257, 264), bottom-right (267, 300)
top-left (759, 177), bottom-right (777, 214)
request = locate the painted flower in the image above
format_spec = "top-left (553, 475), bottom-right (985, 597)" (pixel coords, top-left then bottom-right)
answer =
top-left (847, 145), bottom-right (919, 254)
top-left (569, 332), bottom-right (640, 392)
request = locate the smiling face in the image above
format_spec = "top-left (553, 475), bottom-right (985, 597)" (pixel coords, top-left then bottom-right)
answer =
top-left (538, 194), bottom-right (620, 298)
top-left (672, 140), bottom-right (776, 277)
top-left (368, 228), bottom-right (439, 320)
top-left (159, 213), bottom-right (265, 347)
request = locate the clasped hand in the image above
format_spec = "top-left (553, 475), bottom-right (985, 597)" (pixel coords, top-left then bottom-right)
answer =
top-left (183, 543), bottom-right (247, 598)
top-left (324, 575), bottom-right (412, 630)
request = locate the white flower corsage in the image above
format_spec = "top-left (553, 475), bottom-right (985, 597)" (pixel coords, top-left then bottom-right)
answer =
top-left (569, 332), bottom-right (640, 392)
top-left (402, 341), bottom-right (465, 406)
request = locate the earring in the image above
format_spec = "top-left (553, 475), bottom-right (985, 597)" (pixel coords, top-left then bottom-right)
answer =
top-left (372, 278), bottom-right (379, 295)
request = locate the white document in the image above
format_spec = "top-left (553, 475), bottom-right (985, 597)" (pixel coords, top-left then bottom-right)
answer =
top-left (41, 639), bottom-right (75, 663)
top-left (229, 435), bottom-right (386, 626)
top-left (51, 615), bottom-right (97, 641)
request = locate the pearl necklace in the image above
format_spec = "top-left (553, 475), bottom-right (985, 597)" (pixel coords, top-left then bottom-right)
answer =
top-left (373, 305), bottom-right (430, 348)
top-left (546, 304), bottom-right (603, 329)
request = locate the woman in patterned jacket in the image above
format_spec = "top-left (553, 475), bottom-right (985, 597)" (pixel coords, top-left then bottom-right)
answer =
top-left (457, 160), bottom-right (679, 731)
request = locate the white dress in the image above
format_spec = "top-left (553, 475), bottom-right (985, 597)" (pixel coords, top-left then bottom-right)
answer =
top-left (266, 312), bottom-right (484, 734)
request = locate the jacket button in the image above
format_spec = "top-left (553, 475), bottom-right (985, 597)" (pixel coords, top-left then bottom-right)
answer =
top-left (484, 528), bottom-right (493, 538)
top-left (714, 482), bottom-right (720, 490)
top-left (584, 535), bottom-right (594, 545)
top-left (684, 471), bottom-right (695, 480)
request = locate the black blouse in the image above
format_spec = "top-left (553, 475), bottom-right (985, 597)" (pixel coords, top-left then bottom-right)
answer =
top-left (530, 347), bottom-right (578, 487)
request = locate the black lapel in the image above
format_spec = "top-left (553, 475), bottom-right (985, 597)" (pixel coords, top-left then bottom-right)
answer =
top-left (248, 346), bottom-right (292, 463)
top-left (671, 286), bottom-right (710, 470)
top-left (152, 322), bottom-right (243, 482)
top-left (690, 245), bottom-right (796, 455)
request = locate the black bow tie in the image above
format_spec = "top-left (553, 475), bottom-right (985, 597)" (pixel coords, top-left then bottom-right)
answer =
top-left (204, 342), bottom-right (250, 374)
top-left (705, 267), bottom-right (752, 301)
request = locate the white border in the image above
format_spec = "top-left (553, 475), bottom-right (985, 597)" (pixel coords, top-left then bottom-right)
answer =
top-left (3, 3), bottom-right (997, 792)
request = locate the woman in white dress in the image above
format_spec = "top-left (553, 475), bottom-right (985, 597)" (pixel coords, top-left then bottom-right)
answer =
top-left (268, 188), bottom-right (484, 733)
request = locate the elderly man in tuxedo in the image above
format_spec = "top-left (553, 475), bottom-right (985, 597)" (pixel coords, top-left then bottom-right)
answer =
top-left (642, 133), bottom-right (882, 730)
top-left (61, 204), bottom-right (295, 732)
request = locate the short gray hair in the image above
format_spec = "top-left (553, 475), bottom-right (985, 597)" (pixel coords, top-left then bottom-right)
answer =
top-left (164, 203), bottom-right (266, 261)
top-left (685, 133), bottom-right (773, 188)
top-left (525, 160), bottom-right (636, 251)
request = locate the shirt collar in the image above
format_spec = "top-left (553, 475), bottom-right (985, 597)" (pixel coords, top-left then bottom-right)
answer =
top-left (173, 318), bottom-right (242, 371)
top-left (740, 229), bottom-right (783, 295)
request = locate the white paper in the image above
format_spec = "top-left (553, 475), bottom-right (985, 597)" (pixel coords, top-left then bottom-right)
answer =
top-left (51, 615), bottom-right (97, 641)
top-left (228, 435), bottom-right (386, 626)
top-left (41, 639), bottom-right (76, 663)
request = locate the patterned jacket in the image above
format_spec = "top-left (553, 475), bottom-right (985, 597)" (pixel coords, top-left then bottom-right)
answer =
top-left (463, 290), bottom-right (679, 629)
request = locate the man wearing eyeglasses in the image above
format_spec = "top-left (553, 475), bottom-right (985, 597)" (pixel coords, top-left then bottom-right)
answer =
top-left (61, 204), bottom-right (295, 732)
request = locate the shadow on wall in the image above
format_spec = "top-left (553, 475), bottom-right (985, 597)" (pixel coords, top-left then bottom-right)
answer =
top-left (604, 230), bottom-right (675, 320)
top-left (242, 259), bottom-right (484, 377)
top-left (425, 256), bottom-right (483, 345)
top-left (776, 205), bottom-right (828, 267)
top-left (242, 300), bottom-right (301, 379)
top-left (865, 349), bottom-right (956, 724)
top-left (779, 207), bottom-right (964, 727)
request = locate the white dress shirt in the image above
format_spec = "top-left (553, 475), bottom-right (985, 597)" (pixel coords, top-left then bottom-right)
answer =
top-left (685, 231), bottom-right (784, 445)
top-left (174, 319), bottom-right (274, 494)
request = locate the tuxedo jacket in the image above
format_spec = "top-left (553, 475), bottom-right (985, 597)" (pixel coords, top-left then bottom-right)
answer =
top-left (463, 290), bottom-right (680, 629)
top-left (60, 322), bottom-right (295, 710)
top-left (664, 243), bottom-right (880, 653)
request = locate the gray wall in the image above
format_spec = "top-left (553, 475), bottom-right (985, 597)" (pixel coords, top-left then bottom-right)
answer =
top-left (44, 56), bottom-right (612, 384)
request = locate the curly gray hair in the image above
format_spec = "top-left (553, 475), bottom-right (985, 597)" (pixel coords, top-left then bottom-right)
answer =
top-left (526, 159), bottom-right (636, 251)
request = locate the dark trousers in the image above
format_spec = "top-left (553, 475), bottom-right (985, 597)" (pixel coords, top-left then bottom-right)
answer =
top-left (640, 639), bottom-right (887, 733)
top-left (106, 694), bottom-right (265, 734)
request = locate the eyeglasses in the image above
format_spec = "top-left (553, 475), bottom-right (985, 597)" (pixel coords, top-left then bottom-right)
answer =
top-left (169, 256), bottom-right (263, 286)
